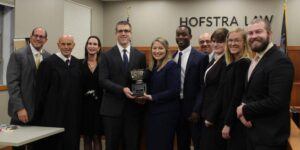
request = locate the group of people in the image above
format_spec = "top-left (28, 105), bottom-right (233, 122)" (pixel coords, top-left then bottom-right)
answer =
top-left (7, 18), bottom-right (294, 150)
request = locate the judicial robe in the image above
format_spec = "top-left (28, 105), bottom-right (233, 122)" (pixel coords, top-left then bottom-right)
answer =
top-left (34, 54), bottom-right (82, 150)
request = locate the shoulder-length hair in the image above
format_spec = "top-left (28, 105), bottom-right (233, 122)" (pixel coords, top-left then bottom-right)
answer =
top-left (149, 37), bottom-right (171, 71)
top-left (225, 28), bottom-right (252, 65)
top-left (84, 35), bottom-right (102, 62)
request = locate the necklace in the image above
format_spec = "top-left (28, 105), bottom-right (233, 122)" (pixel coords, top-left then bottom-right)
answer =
top-left (88, 61), bottom-right (97, 73)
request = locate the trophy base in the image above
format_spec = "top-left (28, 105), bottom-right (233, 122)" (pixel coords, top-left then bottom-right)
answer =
top-left (132, 83), bottom-right (146, 97)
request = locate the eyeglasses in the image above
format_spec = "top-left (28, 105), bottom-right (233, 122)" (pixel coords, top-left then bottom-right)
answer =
top-left (228, 39), bottom-right (243, 43)
top-left (117, 29), bottom-right (131, 33)
top-left (32, 34), bottom-right (46, 39)
top-left (199, 40), bottom-right (211, 44)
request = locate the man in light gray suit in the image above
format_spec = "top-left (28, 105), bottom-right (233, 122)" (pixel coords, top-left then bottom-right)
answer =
top-left (7, 27), bottom-right (50, 127)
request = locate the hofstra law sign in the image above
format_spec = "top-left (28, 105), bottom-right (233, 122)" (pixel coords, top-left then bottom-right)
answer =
top-left (179, 15), bottom-right (274, 27)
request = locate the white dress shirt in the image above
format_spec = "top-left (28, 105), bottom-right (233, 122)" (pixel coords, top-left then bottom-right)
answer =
top-left (174, 45), bottom-right (192, 99)
top-left (117, 42), bottom-right (131, 61)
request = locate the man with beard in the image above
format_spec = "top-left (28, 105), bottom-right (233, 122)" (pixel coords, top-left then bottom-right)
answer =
top-left (198, 32), bottom-right (214, 62)
top-left (236, 19), bottom-right (294, 150)
top-left (174, 25), bottom-right (208, 150)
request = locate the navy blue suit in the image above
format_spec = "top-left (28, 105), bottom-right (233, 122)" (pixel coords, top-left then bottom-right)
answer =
top-left (146, 60), bottom-right (180, 150)
top-left (174, 48), bottom-right (208, 150)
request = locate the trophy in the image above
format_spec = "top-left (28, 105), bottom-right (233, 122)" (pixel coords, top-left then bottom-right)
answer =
top-left (130, 69), bottom-right (146, 97)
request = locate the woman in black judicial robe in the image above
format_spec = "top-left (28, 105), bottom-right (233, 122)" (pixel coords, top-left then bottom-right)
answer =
top-left (217, 28), bottom-right (252, 150)
top-left (34, 39), bottom-right (82, 150)
top-left (81, 36), bottom-right (103, 150)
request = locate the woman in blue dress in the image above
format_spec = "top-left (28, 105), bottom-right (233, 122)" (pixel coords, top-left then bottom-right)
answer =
top-left (140, 37), bottom-right (180, 150)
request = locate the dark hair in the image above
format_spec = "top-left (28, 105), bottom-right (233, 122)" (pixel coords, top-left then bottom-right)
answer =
top-left (178, 25), bottom-right (192, 35)
top-left (84, 35), bottom-right (102, 61)
top-left (115, 20), bottom-right (132, 32)
top-left (211, 28), bottom-right (229, 43)
top-left (31, 27), bottom-right (47, 38)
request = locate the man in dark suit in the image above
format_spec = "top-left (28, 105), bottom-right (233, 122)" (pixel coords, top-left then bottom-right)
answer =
top-left (99, 21), bottom-right (146, 150)
top-left (237, 19), bottom-right (294, 150)
top-left (6, 27), bottom-right (50, 150)
top-left (174, 25), bottom-right (208, 150)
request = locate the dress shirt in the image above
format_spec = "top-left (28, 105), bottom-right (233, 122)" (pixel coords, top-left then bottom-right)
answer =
top-left (174, 45), bottom-right (192, 99)
top-left (56, 52), bottom-right (71, 64)
top-left (247, 42), bottom-right (274, 80)
top-left (117, 42), bottom-right (131, 61)
top-left (204, 53), bottom-right (224, 83)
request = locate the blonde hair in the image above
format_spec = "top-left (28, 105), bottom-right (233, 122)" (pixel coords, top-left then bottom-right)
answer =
top-left (149, 37), bottom-right (171, 71)
top-left (225, 28), bottom-right (252, 65)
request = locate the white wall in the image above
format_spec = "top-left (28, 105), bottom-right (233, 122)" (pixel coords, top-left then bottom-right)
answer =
top-left (102, 0), bottom-right (299, 47)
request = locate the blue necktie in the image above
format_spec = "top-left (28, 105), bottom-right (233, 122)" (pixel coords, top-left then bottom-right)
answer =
top-left (178, 51), bottom-right (183, 67)
top-left (123, 49), bottom-right (128, 71)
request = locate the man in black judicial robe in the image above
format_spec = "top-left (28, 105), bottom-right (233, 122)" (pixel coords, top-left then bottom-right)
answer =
top-left (34, 35), bottom-right (82, 150)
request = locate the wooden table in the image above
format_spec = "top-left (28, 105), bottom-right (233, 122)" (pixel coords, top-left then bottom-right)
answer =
top-left (0, 126), bottom-right (64, 147)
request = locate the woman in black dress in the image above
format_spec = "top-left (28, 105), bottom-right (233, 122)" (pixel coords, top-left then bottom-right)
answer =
top-left (81, 36), bottom-right (103, 150)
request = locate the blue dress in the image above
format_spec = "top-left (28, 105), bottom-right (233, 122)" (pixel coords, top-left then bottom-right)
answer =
top-left (146, 60), bottom-right (181, 150)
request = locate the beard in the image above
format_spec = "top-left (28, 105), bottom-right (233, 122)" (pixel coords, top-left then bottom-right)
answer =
top-left (249, 36), bottom-right (270, 53)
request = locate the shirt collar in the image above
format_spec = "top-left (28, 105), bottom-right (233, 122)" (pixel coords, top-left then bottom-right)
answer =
top-left (178, 45), bottom-right (192, 55)
top-left (56, 52), bottom-right (71, 62)
top-left (117, 42), bottom-right (131, 53)
top-left (30, 43), bottom-right (43, 55)
top-left (255, 42), bottom-right (274, 60)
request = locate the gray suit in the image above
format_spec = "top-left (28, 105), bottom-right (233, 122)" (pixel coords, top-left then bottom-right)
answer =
top-left (7, 45), bottom-right (50, 123)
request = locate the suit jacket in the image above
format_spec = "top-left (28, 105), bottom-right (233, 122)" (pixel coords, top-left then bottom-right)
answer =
top-left (201, 55), bottom-right (226, 123)
top-left (174, 48), bottom-right (208, 117)
top-left (99, 45), bottom-right (146, 117)
top-left (243, 45), bottom-right (294, 146)
top-left (147, 60), bottom-right (181, 114)
top-left (7, 45), bottom-right (51, 122)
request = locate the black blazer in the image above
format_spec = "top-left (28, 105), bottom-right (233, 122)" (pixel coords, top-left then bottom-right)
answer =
top-left (243, 45), bottom-right (294, 146)
top-left (99, 45), bottom-right (146, 117)
top-left (201, 55), bottom-right (226, 123)
top-left (213, 58), bottom-right (250, 126)
top-left (174, 48), bottom-right (208, 117)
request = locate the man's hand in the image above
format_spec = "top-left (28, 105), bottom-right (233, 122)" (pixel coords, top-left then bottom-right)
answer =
top-left (222, 125), bottom-right (231, 139)
top-left (123, 87), bottom-right (135, 99)
top-left (135, 93), bottom-right (152, 105)
top-left (239, 115), bottom-right (252, 128)
top-left (236, 103), bottom-right (252, 128)
top-left (188, 112), bottom-right (200, 123)
top-left (236, 103), bottom-right (245, 118)
top-left (17, 108), bottom-right (28, 123)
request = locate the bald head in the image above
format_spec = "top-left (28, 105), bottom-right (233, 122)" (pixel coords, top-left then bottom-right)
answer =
top-left (57, 35), bottom-right (75, 58)
top-left (198, 32), bottom-right (212, 54)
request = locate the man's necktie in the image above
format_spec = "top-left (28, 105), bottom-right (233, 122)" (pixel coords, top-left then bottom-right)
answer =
top-left (123, 49), bottom-right (129, 71)
top-left (66, 59), bottom-right (70, 67)
top-left (35, 53), bottom-right (41, 69)
top-left (178, 51), bottom-right (183, 68)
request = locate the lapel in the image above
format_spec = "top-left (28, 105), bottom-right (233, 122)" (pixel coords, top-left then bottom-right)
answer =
top-left (246, 46), bottom-right (276, 87)
top-left (185, 48), bottom-right (196, 76)
top-left (112, 45), bottom-right (124, 70)
top-left (128, 47), bottom-right (136, 70)
top-left (26, 45), bottom-right (37, 70)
